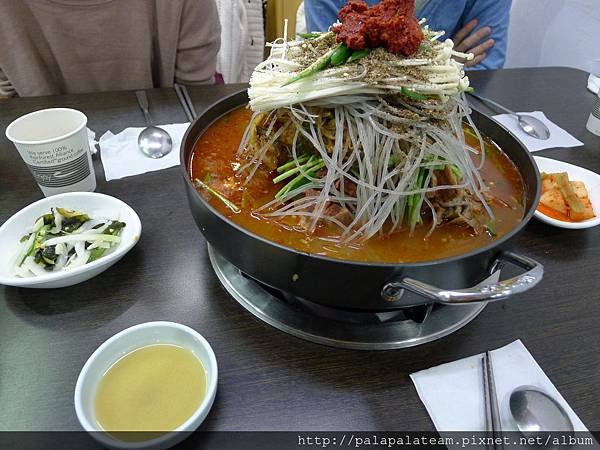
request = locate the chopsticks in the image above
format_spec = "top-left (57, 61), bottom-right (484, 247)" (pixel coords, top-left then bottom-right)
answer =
top-left (482, 351), bottom-right (504, 449)
top-left (174, 83), bottom-right (197, 122)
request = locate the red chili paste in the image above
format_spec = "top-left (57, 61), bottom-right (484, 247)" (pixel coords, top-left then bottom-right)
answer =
top-left (333, 0), bottom-right (424, 56)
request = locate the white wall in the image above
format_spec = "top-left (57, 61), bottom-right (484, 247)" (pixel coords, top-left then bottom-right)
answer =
top-left (505, 0), bottom-right (600, 72)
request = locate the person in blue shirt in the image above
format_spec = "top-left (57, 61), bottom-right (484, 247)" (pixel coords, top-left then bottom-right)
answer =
top-left (304, 0), bottom-right (512, 70)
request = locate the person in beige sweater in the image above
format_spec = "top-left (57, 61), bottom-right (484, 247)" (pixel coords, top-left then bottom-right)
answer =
top-left (0, 0), bottom-right (221, 97)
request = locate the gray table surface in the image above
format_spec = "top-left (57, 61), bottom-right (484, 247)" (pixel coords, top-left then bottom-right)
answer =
top-left (1, 67), bottom-right (599, 432)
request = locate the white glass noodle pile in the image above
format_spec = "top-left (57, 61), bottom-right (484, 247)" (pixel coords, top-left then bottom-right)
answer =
top-left (238, 20), bottom-right (492, 241)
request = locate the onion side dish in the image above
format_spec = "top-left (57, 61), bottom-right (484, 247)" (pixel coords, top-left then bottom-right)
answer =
top-left (189, 0), bottom-right (527, 263)
top-left (11, 208), bottom-right (125, 277)
top-left (539, 173), bottom-right (596, 222)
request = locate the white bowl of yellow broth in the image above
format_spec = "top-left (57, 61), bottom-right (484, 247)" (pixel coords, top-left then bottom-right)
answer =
top-left (74, 322), bottom-right (218, 450)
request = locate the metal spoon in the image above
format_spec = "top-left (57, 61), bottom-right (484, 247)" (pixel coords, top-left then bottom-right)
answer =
top-left (469, 92), bottom-right (551, 140)
top-left (509, 386), bottom-right (574, 433)
top-left (135, 90), bottom-right (173, 159)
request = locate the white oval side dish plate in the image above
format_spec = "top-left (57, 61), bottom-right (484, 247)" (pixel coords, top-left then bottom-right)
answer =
top-left (0, 192), bottom-right (141, 288)
top-left (534, 156), bottom-right (600, 229)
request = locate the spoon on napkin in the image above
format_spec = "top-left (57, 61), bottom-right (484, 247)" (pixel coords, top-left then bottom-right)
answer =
top-left (468, 92), bottom-right (551, 140)
top-left (135, 90), bottom-right (173, 159)
top-left (510, 386), bottom-right (574, 433)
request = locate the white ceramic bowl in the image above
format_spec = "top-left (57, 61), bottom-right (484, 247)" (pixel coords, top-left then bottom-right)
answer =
top-left (0, 192), bottom-right (141, 288)
top-left (74, 321), bottom-right (218, 450)
top-left (534, 156), bottom-right (600, 229)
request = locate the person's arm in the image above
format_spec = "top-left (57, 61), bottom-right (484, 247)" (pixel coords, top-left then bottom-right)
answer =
top-left (456, 0), bottom-right (512, 70)
top-left (453, 19), bottom-right (494, 68)
top-left (304, 0), bottom-right (344, 32)
top-left (0, 66), bottom-right (16, 97)
top-left (175, 0), bottom-right (221, 85)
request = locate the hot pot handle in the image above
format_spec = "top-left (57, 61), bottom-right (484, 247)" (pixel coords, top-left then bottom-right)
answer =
top-left (381, 252), bottom-right (543, 305)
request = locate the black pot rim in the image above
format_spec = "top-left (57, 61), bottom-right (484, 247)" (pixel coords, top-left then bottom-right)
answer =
top-left (180, 88), bottom-right (541, 269)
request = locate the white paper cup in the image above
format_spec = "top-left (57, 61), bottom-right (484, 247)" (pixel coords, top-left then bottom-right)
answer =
top-left (5, 108), bottom-right (97, 197)
top-left (587, 93), bottom-right (600, 137)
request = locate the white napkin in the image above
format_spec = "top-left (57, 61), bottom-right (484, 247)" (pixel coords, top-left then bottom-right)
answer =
top-left (410, 340), bottom-right (589, 432)
top-left (492, 111), bottom-right (583, 152)
top-left (98, 123), bottom-right (190, 181)
top-left (588, 74), bottom-right (600, 95)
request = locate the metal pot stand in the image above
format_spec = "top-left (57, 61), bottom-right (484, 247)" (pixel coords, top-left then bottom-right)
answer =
top-left (208, 245), bottom-right (492, 350)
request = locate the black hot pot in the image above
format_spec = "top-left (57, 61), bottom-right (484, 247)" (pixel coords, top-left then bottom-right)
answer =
top-left (180, 89), bottom-right (543, 312)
